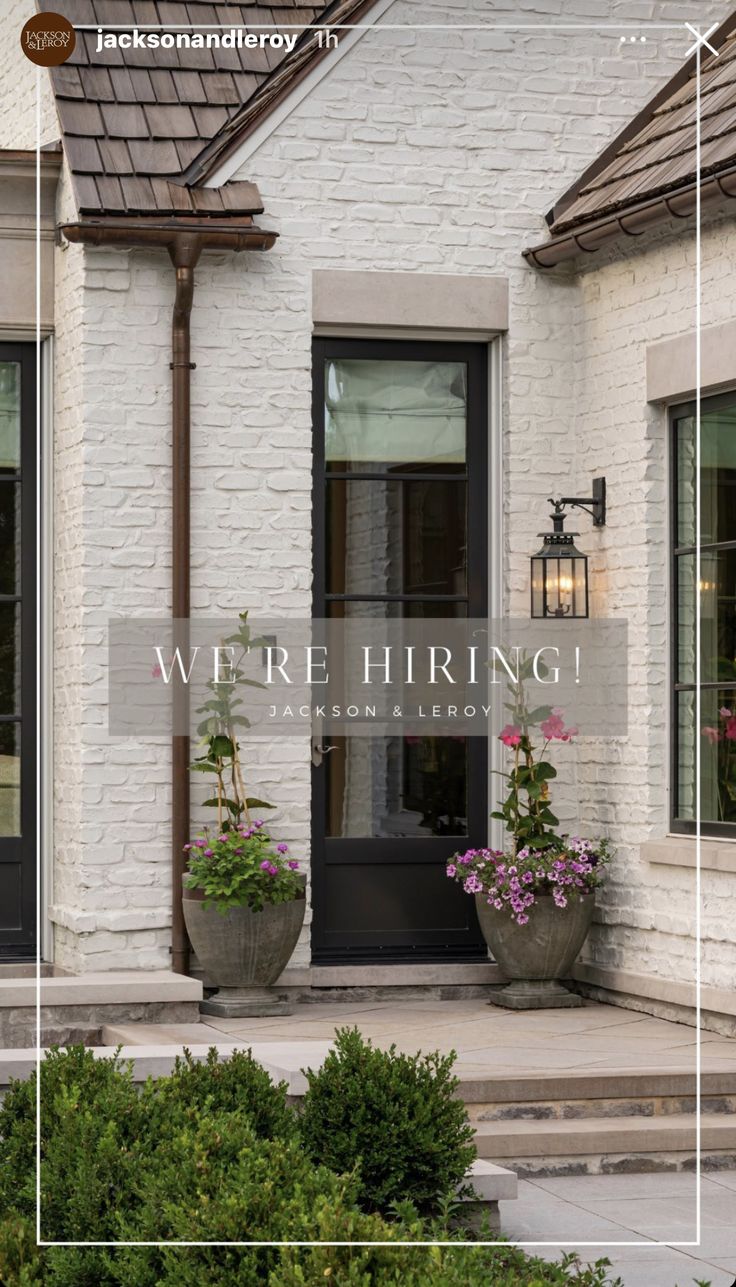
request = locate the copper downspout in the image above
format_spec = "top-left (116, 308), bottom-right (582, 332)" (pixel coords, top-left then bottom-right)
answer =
top-left (61, 217), bottom-right (277, 974)
top-left (169, 234), bottom-right (200, 975)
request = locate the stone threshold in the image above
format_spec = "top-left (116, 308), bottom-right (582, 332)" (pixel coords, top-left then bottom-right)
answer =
top-left (0, 971), bottom-right (203, 1009)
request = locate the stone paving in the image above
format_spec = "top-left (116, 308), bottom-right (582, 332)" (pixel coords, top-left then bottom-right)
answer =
top-left (102, 998), bottom-right (736, 1284)
top-left (192, 997), bottom-right (736, 1076)
top-left (503, 1171), bottom-right (736, 1287)
top-left (191, 998), bottom-right (736, 1284)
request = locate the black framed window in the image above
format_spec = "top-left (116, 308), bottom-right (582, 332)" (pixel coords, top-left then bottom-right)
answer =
top-left (0, 344), bottom-right (37, 956)
top-left (672, 392), bottom-right (736, 835)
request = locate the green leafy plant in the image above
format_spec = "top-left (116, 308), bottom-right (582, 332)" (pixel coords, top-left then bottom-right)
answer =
top-left (298, 1026), bottom-right (476, 1216)
top-left (0, 1045), bottom-right (625, 1287)
top-left (491, 653), bottom-right (576, 854)
top-left (190, 611), bottom-right (274, 832)
top-left (183, 820), bottom-right (303, 913)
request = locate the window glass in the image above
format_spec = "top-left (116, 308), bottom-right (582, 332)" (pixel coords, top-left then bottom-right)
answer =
top-left (0, 604), bottom-right (19, 716)
top-left (0, 722), bottom-right (20, 837)
top-left (677, 408), bottom-right (736, 546)
top-left (326, 479), bottom-right (467, 596)
top-left (325, 359), bottom-right (467, 472)
top-left (0, 485), bottom-right (19, 596)
top-left (327, 736), bottom-right (468, 838)
top-left (0, 363), bottom-right (20, 473)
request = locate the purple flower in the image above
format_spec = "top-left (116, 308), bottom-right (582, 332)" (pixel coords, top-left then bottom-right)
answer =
top-left (204, 848), bottom-right (213, 857)
top-left (446, 863), bottom-right (457, 878)
top-left (288, 860), bottom-right (299, 870)
top-left (277, 843), bottom-right (288, 853)
top-left (267, 863), bottom-right (279, 876)
top-left (463, 873), bottom-right (483, 894)
top-left (183, 844), bottom-right (192, 852)
top-left (260, 860), bottom-right (271, 871)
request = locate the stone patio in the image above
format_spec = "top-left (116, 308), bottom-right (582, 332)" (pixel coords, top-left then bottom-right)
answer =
top-left (2, 996), bottom-right (731, 1284)
top-left (105, 996), bottom-right (736, 1076)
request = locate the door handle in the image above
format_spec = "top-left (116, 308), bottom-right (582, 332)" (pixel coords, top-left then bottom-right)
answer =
top-left (312, 742), bottom-right (339, 767)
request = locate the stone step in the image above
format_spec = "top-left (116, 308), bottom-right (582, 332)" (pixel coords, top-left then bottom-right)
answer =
top-left (0, 973), bottom-right (203, 1049)
top-left (466, 1091), bottom-right (736, 1121)
top-left (457, 1069), bottom-right (736, 1103)
top-left (472, 1112), bottom-right (736, 1176)
top-left (103, 1022), bottom-right (214, 1047)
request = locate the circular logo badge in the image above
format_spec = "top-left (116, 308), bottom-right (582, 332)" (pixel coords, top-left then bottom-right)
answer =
top-left (20, 12), bottom-right (76, 66)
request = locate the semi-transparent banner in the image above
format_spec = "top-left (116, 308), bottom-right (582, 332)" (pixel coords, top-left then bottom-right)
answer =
top-left (108, 617), bottom-right (628, 738)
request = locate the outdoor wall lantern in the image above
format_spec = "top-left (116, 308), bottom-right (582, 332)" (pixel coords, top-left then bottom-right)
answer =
top-left (530, 477), bottom-right (606, 619)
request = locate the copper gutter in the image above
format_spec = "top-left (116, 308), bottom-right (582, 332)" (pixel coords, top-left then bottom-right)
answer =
top-left (524, 165), bottom-right (736, 269)
top-left (61, 216), bottom-right (277, 974)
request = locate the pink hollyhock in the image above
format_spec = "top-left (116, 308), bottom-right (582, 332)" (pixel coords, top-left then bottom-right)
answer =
top-left (702, 726), bottom-right (721, 744)
top-left (726, 717), bottom-right (736, 741)
top-left (720, 707), bottom-right (732, 718)
top-left (499, 724), bottom-right (522, 747)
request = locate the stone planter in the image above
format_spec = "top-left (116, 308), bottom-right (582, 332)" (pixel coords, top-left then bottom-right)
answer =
top-left (475, 892), bottom-right (594, 1010)
top-left (182, 876), bottom-right (306, 1018)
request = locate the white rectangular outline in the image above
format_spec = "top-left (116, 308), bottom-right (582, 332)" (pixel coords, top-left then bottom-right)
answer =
top-left (34, 16), bottom-right (706, 1253)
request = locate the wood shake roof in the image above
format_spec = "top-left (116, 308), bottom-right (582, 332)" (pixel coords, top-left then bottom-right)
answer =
top-left (550, 28), bottom-right (736, 235)
top-left (39, 0), bottom-right (376, 217)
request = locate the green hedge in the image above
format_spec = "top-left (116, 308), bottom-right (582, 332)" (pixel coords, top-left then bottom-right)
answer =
top-left (0, 1044), bottom-right (623, 1287)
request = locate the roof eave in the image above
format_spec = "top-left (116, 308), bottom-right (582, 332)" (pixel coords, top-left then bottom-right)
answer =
top-left (60, 215), bottom-right (278, 253)
top-left (524, 167), bottom-right (736, 269)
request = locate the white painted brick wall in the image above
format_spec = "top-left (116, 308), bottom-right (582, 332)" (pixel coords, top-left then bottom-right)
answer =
top-left (0, 1), bottom-right (59, 148)
top-left (570, 213), bottom-right (736, 993)
top-left (8, 0), bottom-right (732, 980)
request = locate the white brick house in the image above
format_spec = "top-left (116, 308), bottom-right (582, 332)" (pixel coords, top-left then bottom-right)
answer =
top-left (1, 0), bottom-right (735, 1034)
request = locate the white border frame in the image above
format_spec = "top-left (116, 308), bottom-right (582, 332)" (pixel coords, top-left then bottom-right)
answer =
top-left (34, 15), bottom-right (709, 1255)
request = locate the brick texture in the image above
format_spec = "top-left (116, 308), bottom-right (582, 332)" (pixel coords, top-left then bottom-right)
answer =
top-left (2, 0), bottom-right (733, 982)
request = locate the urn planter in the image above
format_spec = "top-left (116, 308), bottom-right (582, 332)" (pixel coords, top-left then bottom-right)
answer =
top-left (183, 876), bottom-right (306, 1018)
top-left (475, 892), bottom-right (594, 1010)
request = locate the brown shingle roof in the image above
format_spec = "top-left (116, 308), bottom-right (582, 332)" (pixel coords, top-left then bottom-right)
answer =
top-left (39, 0), bottom-right (347, 217)
top-left (184, 0), bottom-right (386, 183)
top-left (545, 12), bottom-right (736, 239)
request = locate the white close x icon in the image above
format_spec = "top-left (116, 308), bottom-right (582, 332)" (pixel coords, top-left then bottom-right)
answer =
top-left (685, 22), bottom-right (719, 58)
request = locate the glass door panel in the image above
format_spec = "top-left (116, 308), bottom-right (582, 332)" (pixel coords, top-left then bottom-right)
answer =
top-left (312, 339), bottom-right (487, 962)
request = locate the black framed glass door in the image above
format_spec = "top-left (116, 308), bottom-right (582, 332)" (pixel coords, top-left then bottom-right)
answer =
top-left (311, 338), bottom-right (488, 962)
top-left (0, 345), bottom-right (36, 958)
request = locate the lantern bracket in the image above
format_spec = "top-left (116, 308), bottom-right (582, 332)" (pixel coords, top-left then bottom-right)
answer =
top-left (547, 476), bottom-right (606, 529)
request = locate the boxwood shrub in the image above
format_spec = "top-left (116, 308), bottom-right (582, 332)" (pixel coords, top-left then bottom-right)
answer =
top-left (298, 1026), bottom-right (476, 1215)
top-left (0, 1043), bottom-right (624, 1287)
